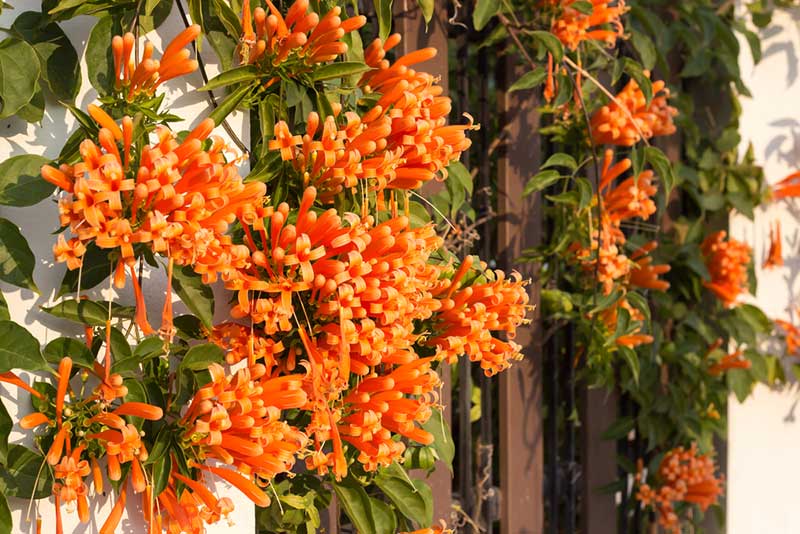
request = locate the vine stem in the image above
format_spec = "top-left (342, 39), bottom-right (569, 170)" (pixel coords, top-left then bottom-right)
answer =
top-left (174, 0), bottom-right (250, 156)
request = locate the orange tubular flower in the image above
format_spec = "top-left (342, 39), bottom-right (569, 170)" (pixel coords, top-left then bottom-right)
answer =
top-left (427, 268), bottom-right (530, 376)
top-left (53, 449), bottom-right (91, 524)
top-left (111, 25), bottom-right (200, 101)
top-left (636, 444), bottom-right (723, 533)
top-left (42, 113), bottom-right (265, 339)
top-left (591, 73), bottom-right (678, 146)
top-left (600, 297), bottom-right (653, 348)
top-left (549, 0), bottom-right (628, 51)
top-left (270, 35), bottom-right (477, 200)
top-left (775, 318), bottom-right (800, 357)
top-left (629, 241), bottom-right (670, 291)
top-left (701, 231), bottom-right (751, 307)
top-left (763, 220), bottom-right (783, 269)
top-left (707, 349), bottom-right (751, 375)
top-left (769, 170), bottom-right (800, 200)
top-left (238, 0), bottom-right (365, 69)
top-left (181, 363), bottom-right (308, 483)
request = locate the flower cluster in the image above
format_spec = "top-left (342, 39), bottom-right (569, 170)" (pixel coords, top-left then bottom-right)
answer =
top-left (636, 444), bottom-right (724, 533)
top-left (237, 0), bottom-right (365, 70)
top-left (591, 74), bottom-right (677, 146)
top-left (19, 357), bottom-right (164, 533)
top-left (701, 231), bottom-right (751, 307)
top-left (548, 0), bottom-right (628, 51)
top-left (111, 26), bottom-right (201, 101)
top-left (273, 34), bottom-right (476, 199)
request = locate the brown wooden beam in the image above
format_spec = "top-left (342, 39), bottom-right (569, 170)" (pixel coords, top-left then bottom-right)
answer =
top-left (497, 56), bottom-right (544, 534)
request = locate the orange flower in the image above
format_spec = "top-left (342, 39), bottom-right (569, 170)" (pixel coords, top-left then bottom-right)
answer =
top-left (549, 0), bottom-right (627, 51)
top-left (629, 241), bottom-right (670, 291)
top-left (238, 0), bottom-right (365, 68)
top-left (42, 113), bottom-right (264, 338)
top-left (591, 73), bottom-right (677, 146)
top-left (53, 449), bottom-right (91, 524)
top-left (181, 363), bottom-right (308, 482)
top-left (427, 266), bottom-right (530, 376)
top-left (701, 231), bottom-right (751, 307)
top-left (111, 25), bottom-right (200, 100)
top-left (707, 349), bottom-right (751, 375)
top-left (769, 170), bottom-right (800, 200)
top-left (775, 318), bottom-right (800, 357)
top-left (636, 444), bottom-right (723, 533)
top-left (600, 297), bottom-right (653, 347)
top-left (763, 220), bottom-right (783, 269)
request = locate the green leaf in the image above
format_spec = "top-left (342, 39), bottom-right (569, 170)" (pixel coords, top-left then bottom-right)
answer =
top-left (311, 62), bottom-right (371, 82)
top-left (0, 292), bottom-right (8, 322)
top-left (417, 0), bottom-right (434, 23)
top-left (333, 482), bottom-right (375, 534)
top-left (0, 38), bottom-right (40, 118)
top-left (151, 454), bottom-right (172, 496)
top-left (171, 265), bottom-right (215, 328)
top-left (180, 343), bottom-right (224, 371)
top-left (601, 416), bottom-right (634, 440)
top-left (0, 218), bottom-right (37, 293)
top-left (446, 160), bottom-right (473, 195)
top-left (16, 86), bottom-right (44, 123)
top-left (644, 146), bottom-right (676, 195)
top-left (530, 31), bottom-right (564, 62)
top-left (0, 155), bottom-right (52, 207)
top-left (0, 401), bottom-right (11, 465)
top-left (508, 67), bottom-right (547, 93)
top-left (369, 497), bottom-right (397, 534)
top-left (0, 445), bottom-right (51, 499)
top-left (541, 153), bottom-right (578, 172)
top-left (199, 65), bottom-right (261, 91)
top-left (11, 12), bottom-right (81, 101)
top-left (0, 321), bottom-right (47, 372)
top-left (618, 345), bottom-right (640, 385)
top-left (373, 0), bottom-right (393, 41)
top-left (630, 30), bottom-right (657, 71)
top-left (42, 299), bottom-right (108, 326)
top-left (523, 170), bottom-right (562, 196)
top-left (473, 0), bottom-right (498, 31)
top-left (375, 463), bottom-right (433, 527)
top-left (174, 314), bottom-right (205, 340)
top-left (86, 15), bottom-right (122, 95)
top-left (43, 337), bottom-right (95, 369)
top-left (58, 242), bottom-right (111, 296)
top-left (570, 0), bottom-right (593, 14)
top-left (621, 58), bottom-right (652, 105)
top-left (208, 82), bottom-right (254, 126)
top-left (0, 493), bottom-right (10, 534)
top-left (420, 408), bottom-right (454, 472)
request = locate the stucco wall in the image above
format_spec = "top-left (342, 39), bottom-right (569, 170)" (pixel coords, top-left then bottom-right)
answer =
top-left (729, 5), bottom-right (800, 534)
top-left (0, 4), bottom-right (255, 533)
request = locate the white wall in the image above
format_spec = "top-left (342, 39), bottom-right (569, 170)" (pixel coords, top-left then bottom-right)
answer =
top-left (729, 5), bottom-right (800, 534)
top-left (0, 4), bottom-right (254, 533)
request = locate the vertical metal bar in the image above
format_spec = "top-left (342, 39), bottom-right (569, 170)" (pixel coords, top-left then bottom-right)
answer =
top-left (548, 330), bottom-right (560, 534)
top-left (565, 325), bottom-right (577, 534)
top-left (497, 52), bottom-right (544, 534)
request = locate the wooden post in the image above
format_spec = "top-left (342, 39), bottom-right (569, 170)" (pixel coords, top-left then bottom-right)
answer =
top-left (393, 0), bottom-right (455, 524)
top-left (497, 57), bottom-right (544, 534)
top-left (581, 388), bottom-right (619, 534)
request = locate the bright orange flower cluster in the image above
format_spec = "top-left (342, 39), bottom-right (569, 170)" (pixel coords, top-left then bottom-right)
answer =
top-left (572, 150), bottom-right (663, 295)
top-left (705, 340), bottom-right (751, 375)
top-left (42, 110), bottom-right (264, 337)
top-left (181, 363), bottom-right (307, 476)
top-left (272, 35), bottom-right (476, 199)
top-left (549, 0), bottom-right (628, 51)
top-left (238, 0), bottom-right (365, 69)
top-left (701, 231), bottom-right (751, 307)
top-left (636, 444), bottom-right (723, 533)
top-left (111, 26), bottom-right (201, 101)
top-left (426, 258), bottom-right (530, 376)
top-left (18, 357), bottom-right (164, 533)
top-left (591, 74), bottom-right (677, 146)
